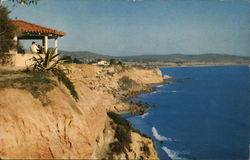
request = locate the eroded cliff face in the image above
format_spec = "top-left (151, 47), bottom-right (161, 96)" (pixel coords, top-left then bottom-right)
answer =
top-left (0, 64), bottom-right (162, 159)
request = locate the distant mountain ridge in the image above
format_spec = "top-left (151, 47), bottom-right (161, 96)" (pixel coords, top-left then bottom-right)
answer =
top-left (61, 51), bottom-right (250, 63)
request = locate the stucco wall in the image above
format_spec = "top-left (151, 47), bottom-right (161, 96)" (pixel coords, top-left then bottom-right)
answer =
top-left (0, 53), bottom-right (44, 67)
top-left (13, 54), bottom-right (37, 67)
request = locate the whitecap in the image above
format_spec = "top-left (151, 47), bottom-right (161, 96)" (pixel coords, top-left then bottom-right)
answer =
top-left (171, 90), bottom-right (177, 93)
top-left (150, 90), bottom-right (160, 94)
top-left (162, 146), bottom-right (185, 160)
top-left (156, 85), bottom-right (164, 88)
top-left (248, 144), bottom-right (250, 160)
top-left (141, 112), bottom-right (149, 118)
top-left (152, 127), bottom-right (173, 141)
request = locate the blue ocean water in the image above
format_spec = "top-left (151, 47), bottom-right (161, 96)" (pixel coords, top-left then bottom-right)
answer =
top-left (125, 65), bottom-right (249, 160)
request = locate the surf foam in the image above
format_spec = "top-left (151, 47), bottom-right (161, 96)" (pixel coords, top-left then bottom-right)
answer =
top-left (141, 112), bottom-right (149, 118)
top-left (152, 127), bottom-right (173, 141)
top-left (162, 146), bottom-right (185, 160)
top-left (156, 85), bottom-right (164, 88)
top-left (150, 90), bottom-right (160, 94)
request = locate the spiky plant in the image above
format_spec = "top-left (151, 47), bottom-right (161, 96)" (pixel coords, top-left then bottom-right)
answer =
top-left (27, 49), bottom-right (68, 71)
top-left (27, 49), bottom-right (79, 101)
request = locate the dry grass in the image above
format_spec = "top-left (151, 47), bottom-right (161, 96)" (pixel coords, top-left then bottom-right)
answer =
top-left (0, 70), bottom-right (56, 105)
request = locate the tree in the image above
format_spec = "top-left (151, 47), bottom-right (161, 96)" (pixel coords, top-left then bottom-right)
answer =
top-left (0, 5), bottom-right (18, 53)
top-left (0, 0), bottom-right (40, 53)
top-left (0, 0), bottom-right (39, 5)
top-left (110, 59), bottom-right (117, 65)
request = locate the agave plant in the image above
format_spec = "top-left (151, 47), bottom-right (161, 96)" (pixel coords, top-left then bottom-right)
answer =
top-left (26, 49), bottom-right (79, 101)
top-left (27, 49), bottom-right (68, 72)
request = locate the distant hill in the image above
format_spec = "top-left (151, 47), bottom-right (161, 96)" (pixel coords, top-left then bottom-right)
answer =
top-left (61, 51), bottom-right (113, 60)
top-left (61, 51), bottom-right (250, 63)
top-left (118, 54), bottom-right (250, 63)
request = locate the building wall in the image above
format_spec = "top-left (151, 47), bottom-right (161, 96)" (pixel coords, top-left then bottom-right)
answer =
top-left (1, 53), bottom-right (59, 68)
top-left (14, 54), bottom-right (39, 67)
top-left (0, 54), bottom-right (44, 68)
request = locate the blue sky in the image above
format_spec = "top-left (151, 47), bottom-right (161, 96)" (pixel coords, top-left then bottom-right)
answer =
top-left (4, 0), bottom-right (250, 56)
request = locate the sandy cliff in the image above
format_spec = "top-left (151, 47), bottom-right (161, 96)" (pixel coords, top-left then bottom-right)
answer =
top-left (0, 64), bottom-right (162, 159)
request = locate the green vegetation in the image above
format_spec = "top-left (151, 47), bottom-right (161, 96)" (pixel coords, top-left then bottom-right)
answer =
top-left (61, 55), bottom-right (84, 64)
top-left (72, 58), bottom-right (84, 64)
top-left (7, 0), bottom-right (39, 5)
top-left (28, 49), bottom-right (68, 72)
top-left (141, 144), bottom-right (150, 157)
top-left (28, 49), bottom-right (79, 101)
top-left (107, 111), bottom-right (132, 155)
top-left (110, 59), bottom-right (123, 66)
top-left (52, 69), bottom-right (79, 101)
top-left (130, 101), bottom-right (157, 109)
top-left (129, 100), bottom-right (158, 116)
top-left (131, 128), bottom-right (150, 139)
top-left (108, 111), bottom-right (132, 131)
top-left (0, 6), bottom-right (18, 53)
top-left (118, 76), bottom-right (138, 91)
top-left (0, 70), bottom-right (56, 105)
top-left (107, 111), bottom-right (153, 157)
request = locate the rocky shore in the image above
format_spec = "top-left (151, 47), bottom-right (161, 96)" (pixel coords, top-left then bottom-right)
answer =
top-left (0, 64), bottom-right (163, 159)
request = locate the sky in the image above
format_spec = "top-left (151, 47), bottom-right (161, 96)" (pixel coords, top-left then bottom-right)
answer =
top-left (3, 0), bottom-right (250, 56)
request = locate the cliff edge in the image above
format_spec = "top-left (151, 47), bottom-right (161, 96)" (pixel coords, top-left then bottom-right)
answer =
top-left (0, 64), bottom-right (163, 159)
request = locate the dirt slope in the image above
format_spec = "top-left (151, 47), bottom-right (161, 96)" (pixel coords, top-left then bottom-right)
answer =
top-left (0, 64), bottom-right (163, 159)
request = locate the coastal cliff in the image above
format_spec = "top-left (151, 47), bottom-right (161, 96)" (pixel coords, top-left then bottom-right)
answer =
top-left (0, 64), bottom-right (162, 159)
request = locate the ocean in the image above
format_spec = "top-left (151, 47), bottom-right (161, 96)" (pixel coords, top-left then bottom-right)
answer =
top-left (125, 65), bottom-right (249, 160)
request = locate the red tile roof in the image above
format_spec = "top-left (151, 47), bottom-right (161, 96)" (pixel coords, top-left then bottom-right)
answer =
top-left (12, 19), bottom-right (66, 36)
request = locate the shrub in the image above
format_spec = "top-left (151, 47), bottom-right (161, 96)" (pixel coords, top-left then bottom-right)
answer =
top-left (28, 49), bottom-right (79, 101)
top-left (107, 112), bottom-right (152, 156)
top-left (73, 58), bottom-right (83, 64)
top-left (110, 59), bottom-right (117, 65)
top-left (107, 112), bottom-right (132, 154)
top-left (118, 76), bottom-right (138, 91)
top-left (52, 69), bottom-right (79, 101)
top-left (107, 111), bottom-right (132, 131)
top-left (109, 141), bottom-right (123, 154)
top-left (141, 144), bottom-right (150, 157)
top-left (61, 55), bottom-right (73, 63)
top-left (114, 125), bottom-right (132, 148)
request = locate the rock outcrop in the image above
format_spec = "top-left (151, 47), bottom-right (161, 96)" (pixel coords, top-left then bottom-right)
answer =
top-left (0, 64), bottom-right (163, 159)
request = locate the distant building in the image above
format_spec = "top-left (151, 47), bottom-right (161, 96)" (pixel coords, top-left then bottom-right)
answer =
top-left (91, 59), bottom-right (110, 66)
top-left (97, 60), bottom-right (109, 66)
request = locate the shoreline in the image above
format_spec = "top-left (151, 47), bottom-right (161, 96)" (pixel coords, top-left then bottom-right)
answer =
top-left (158, 64), bottom-right (249, 68)
top-left (116, 80), bottom-right (169, 115)
top-left (125, 61), bottom-right (249, 68)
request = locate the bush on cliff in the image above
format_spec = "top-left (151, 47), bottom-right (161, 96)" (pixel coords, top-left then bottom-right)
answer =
top-left (27, 49), bottom-right (79, 101)
top-left (107, 112), bottom-right (132, 155)
top-left (118, 76), bottom-right (138, 91)
top-left (107, 111), bottom-right (132, 131)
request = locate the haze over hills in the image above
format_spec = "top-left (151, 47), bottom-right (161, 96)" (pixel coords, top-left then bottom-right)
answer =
top-left (61, 51), bottom-right (250, 63)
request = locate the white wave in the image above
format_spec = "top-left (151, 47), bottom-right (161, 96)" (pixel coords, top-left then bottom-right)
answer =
top-left (150, 90), bottom-right (160, 94)
top-left (162, 146), bottom-right (185, 160)
top-left (248, 144), bottom-right (250, 160)
top-left (141, 112), bottom-right (149, 118)
top-left (171, 90), bottom-right (177, 93)
top-left (152, 127), bottom-right (173, 141)
top-left (156, 85), bottom-right (164, 88)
